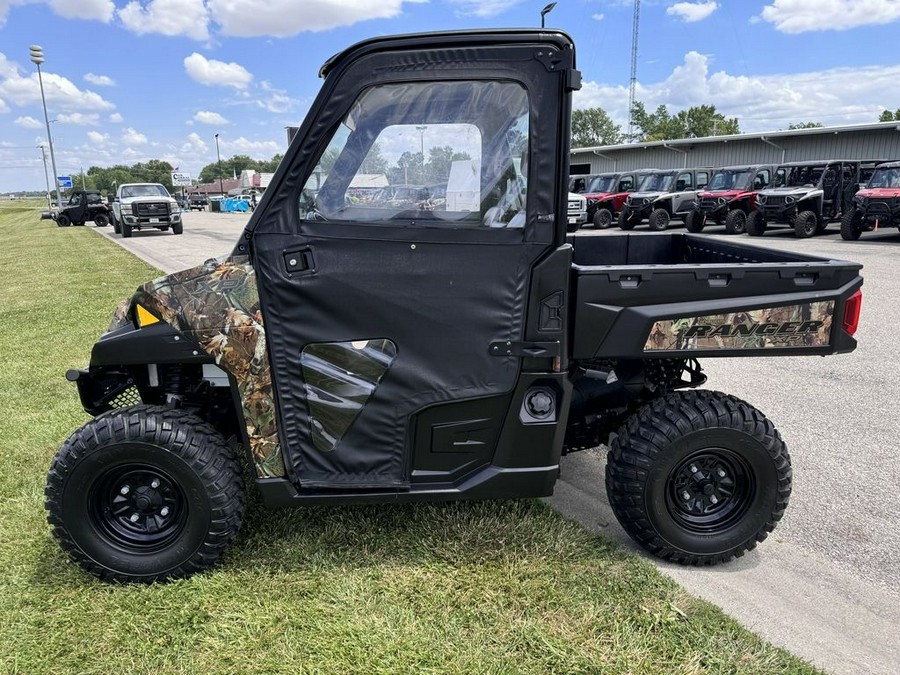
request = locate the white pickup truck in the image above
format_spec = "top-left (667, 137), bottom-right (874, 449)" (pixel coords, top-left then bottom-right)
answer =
top-left (111, 183), bottom-right (183, 238)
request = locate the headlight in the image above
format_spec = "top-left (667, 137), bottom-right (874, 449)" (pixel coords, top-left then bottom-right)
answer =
top-left (120, 203), bottom-right (132, 214)
top-left (642, 197), bottom-right (650, 205)
top-left (756, 195), bottom-right (766, 205)
top-left (169, 201), bottom-right (180, 212)
top-left (785, 195), bottom-right (795, 204)
top-left (718, 196), bottom-right (728, 204)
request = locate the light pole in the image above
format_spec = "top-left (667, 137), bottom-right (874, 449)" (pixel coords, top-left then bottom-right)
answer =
top-left (416, 125), bottom-right (427, 180)
top-left (38, 145), bottom-right (51, 209)
top-left (540, 2), bottom-right (557, 27)
top-left (30, 45), bottom-right (61, 208)
top-left (214, 133), bottom-right (224, 197)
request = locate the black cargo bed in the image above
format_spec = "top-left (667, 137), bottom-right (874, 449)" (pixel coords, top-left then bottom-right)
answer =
top-left (569, 234), bottom-right (863, 360)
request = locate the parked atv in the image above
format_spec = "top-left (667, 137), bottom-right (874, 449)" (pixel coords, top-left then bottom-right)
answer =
top-left (53, 190), bottom-right (112, 228)
top-left (685, 165), bottom-right (774, 235)
top-left (582, 170), bottom-right (655, 229)
top-left (841, 161), bottom-right (900, 239)
top-left (47, 29), bottom-right (864, 583)
top-left (748, 160), bottom-right (877, 238)
top-left (618, 167), bottom-right (711, 230)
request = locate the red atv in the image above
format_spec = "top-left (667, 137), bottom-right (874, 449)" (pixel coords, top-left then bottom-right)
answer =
top-left (583, 170), bottom-right (656, 229)
top-left (685, 165), bottom-right (774, 235)
top-left (841, 161), bottom-right (900, 239)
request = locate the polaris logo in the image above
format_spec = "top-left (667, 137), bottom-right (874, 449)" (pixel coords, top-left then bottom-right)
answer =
top-left (684, 320), bottom-right (824, 338)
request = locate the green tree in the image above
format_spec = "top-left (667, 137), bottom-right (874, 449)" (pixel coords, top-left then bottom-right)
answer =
top-left (423, 145), bottom-right (471, 183)
top-left (389, 151), bottom-right (425, 184)
top-left (360, 143), bottom-right (388, 176)
top-left (630, 102), bottom-right (740, 141)
top-left (878, 108), bottom-right (900, 122)
top-left (571, 107), bottom-right (624, 147)
top-left (788, 122), bottom-right (823, 129)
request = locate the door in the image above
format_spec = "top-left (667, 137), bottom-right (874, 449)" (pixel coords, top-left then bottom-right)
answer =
top-left (247, 33), bottom-right (576, 489)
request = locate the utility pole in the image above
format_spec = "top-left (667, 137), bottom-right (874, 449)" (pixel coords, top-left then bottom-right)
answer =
top-left (215, 133), bottom-right (224, 197)
top-left (30, 45), bottom-right (61, 208)
top-left (38, 145), bottom-right (51, 209)
top-left (628, 0), bottom-right (641, 139)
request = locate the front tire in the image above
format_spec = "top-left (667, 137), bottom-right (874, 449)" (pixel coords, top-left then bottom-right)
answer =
top-left (56, 214), bottom-right (71, 227)
top-left (647, 207), bottom-right (670, 231)
top-left (606, 390), bottom-right (791, 565)
top-left (94, 213), bottom-right (110, 227)
top-left (684, 210), bottom-right (705, 233)
top-left (121, 221), bottom-right (133, 238)
top-left (840, 209), bottom-right (862, 240)
top-left (593, 207), bottom-right (613, 229)
top-left (172, 221), bottom-right (183, 235)
top-left (724, 209), bottom-right (747, 235)
top-left (793, 210), bottom-right (818, 238)
top-left (45, 406), bottom-right (245, 583)
top-left (746, 210), bottom-right (766, 236)
top-left (618, 210), bottom-right (638, 230)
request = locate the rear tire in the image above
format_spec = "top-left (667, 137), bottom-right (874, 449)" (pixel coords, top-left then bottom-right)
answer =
top-left (56, 214), bottom-right (71, 228)
top-left (94, 213), bottom-right (110, 227)
top-left (840, 210), bottom-right (862, 240)
top-left (45, 405), bottom-right (245, 583)
top-left (724, 209), bottom-right (747, 235)
top-left (684, 210), bottom-right (705, 233)
top-left (618, 210), bottom-right (638, 230)
top-left (172, 221), bottom-right (183, 235)
top-left (593, 208), bottom-right (613, 229)
top-left (606, 390), bottom-right (791, 566)
top-left (746, 211), bottom-right (766, 236)
top-left (793, 210), bottom-right (818, 238)
top-left (121, 222), bottom-right (133, 238)
top-left (647, 207), bottom-right (670, 231)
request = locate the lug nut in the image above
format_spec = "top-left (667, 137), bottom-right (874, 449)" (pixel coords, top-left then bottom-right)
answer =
top-left (717, 469), bottom-right (726, 478)
top-left (151, 479), bottom-right (160, 488)
top-left (160, 507), bottom-right (170, 517)
top-left (129, 513), bottom-right (139, 522)
top-left (710, 495), bottom-right (719, 505)
top-left (682, 491), bottom-right (691, 500)
top-left (120, 485), bottom-right (130, 495)
top-left (690, 464), bottom-right (698, 474)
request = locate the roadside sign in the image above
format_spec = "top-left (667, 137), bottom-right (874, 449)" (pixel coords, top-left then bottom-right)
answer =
top-left (171, 172), bottom-right (192, 187)
top-left (57, 176), bottom-right (72, 189)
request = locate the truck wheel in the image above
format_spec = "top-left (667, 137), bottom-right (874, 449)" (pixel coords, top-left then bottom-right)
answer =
top-left (45, 405), bottom-right (245, 583)
top-left (121, 222), bottom-right (133, 238)
top-left (593, 208), bottom-right (613, 229)
top-left (647, 208), bottom-right (670, 231)
top-left (746, 211), bottom-right (766, 237)
top-left (793, 210), bottom-right (818, 238)
top-left (172, 221), bottom-right (183, 235)
top-left (724, 209), bottom-right (747, 235)
top-left (94, 213), bottom-right (110, 227)
top-left (111, 216), bottom-right (121, 234)
top-left (56, 214), bottom-right (71, 228)
top-left (840, 210), bottom-right (862, 240)
top-left (606, 390), bottom-right (791, 566)
top-left (618, 210), bottom-right (637, 230)
top-left (684, 210), bottom-right (704, 233)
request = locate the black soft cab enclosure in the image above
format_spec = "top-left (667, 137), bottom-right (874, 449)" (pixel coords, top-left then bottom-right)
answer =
top-left (48, 29), bottom-right (864, 584)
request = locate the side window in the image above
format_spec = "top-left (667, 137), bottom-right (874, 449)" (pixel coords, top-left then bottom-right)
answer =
top-left (754, 170), bottom-right (770, 189)
top-left (774, 168), bottom-right (786, 187)
top-left (299, 80), bottom-right (530, 228)
top-left (676, 172), bottom-right (692, 191)
top-left (696, 172), bottom-right (708, 189)
top-left (619, 175), bottom-right (633, 191)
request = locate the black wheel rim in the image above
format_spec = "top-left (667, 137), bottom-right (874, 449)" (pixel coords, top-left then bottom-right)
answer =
top-left (666, 449), bottom-right (754, 533)
top-left (89, 463), bottom-right (188, 552)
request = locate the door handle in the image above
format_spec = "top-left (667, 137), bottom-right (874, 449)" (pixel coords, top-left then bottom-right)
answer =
top-left (283, 247), bottom-right (315, 276)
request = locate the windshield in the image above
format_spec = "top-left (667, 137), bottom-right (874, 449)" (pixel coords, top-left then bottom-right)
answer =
top-left (587, 175), bottom-right (616, 193)
top-left (707, 170), bottom-right (753, 191)
top-left (121, 184), bottom-right (170, 198)
top-left (868, 167), bottom-right (900, 188)
top-left (639, 173), bottom-right (674, 192)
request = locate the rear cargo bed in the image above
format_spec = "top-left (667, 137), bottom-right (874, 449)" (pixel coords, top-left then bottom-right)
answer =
top-left (570, 234), bottom-right (863, 360)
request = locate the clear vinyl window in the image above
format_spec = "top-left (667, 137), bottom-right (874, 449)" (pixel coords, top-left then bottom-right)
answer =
top-left (299, 80), bottom-right (530, 228)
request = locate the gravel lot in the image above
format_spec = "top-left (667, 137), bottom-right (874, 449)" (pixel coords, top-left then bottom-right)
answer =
top-left (97, 210), bottom-right (900, 674)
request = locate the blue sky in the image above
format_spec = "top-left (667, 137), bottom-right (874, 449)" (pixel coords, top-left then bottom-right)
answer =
top-left (1, 0), bottom-right (898, 192)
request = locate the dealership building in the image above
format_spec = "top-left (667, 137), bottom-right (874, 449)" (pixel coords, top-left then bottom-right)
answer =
top-left (569, 121), bottom-right (900, 175)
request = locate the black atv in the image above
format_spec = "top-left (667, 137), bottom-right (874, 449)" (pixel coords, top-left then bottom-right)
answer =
top-left (47, 29), bottom-right (864, 583)
top-left (54, 190), bottom-right (112, 228)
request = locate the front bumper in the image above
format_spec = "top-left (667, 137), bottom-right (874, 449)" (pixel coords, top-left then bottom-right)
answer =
top-left (122, 212), bottom-right (182, 226)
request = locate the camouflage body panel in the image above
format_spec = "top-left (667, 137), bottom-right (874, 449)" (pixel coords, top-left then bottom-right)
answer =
top-left (129, 256), bottom-right (284, 478)
top-left (645, 301), bottom-right (834, 352)
top-left (108, 298), bottom-right (132, 332)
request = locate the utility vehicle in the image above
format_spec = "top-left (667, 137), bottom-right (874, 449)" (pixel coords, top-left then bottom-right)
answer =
top-left (53, 189), bottom-right (112, 228)
top-left (47, 30), bottom-right (864, 583)
top-left (748, 160), bottom-right (878, 238)
top-left (581, 171), bottom-right (653, 229)
top-left (685, 165), bottom-right (774, 235)
top-left (841, 161), bottom-right (900, 239)
top-left (618, 167), bottom-right (711, 230)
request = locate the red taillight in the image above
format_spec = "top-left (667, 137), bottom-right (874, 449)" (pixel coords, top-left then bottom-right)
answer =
top-left (842, 290), bottom-right (862, 336)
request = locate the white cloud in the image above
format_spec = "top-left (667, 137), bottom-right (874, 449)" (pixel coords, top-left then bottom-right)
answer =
top-left (448, 0), bottom-right (522, 18)
top-left (667, 1), bottom-right (719, 22)
top-left (208, 0), bottom-right (425, 36)
top-left (14, 115), bottom-right (41, 128)
top-left (760, 0), bottom-right (900, 33)
top-left (0, 52), bottom-right (115, 112)
top-left (0, 97), bottom-right (7, 112)
top-left (183, 52), bottom-right (252, 90)
top-left (221, 136), bottom-right (279, 157)
top-left (181, 132), bottom-right (208, 155)
top-left (192, 110), bottom-right (228, 125)
top-left (108, 112), bottom-right (123, 123)
top-left (87, 130), bottom-right (109, 143)
top-left (1, 0), bottom-right (114, 26)
top-left (253, 80), bottom-right (296, 114)
top-left (84, 72), bottom-right (115, 86)
top-left (575, 51), bottom-right (900, 134)
top-left (57, 112), bottom-right (100, 125)
top-left (119, 0), bottom-right (209, 40)
top-left (592, 13), bottom-right (605, 21)
top-left (122, 127), bottom-right (148, 145)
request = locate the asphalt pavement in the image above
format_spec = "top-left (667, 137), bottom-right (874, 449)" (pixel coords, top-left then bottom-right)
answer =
top-left (95, 211), bottom-right (900, 675)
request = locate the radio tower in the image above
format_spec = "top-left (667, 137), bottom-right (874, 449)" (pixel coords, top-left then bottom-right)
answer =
top-left (628, 0), bottom-right (641, 138)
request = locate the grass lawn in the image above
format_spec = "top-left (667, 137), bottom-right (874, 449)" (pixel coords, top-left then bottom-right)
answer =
top-left (0, 201), bottom-right (819, 674)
